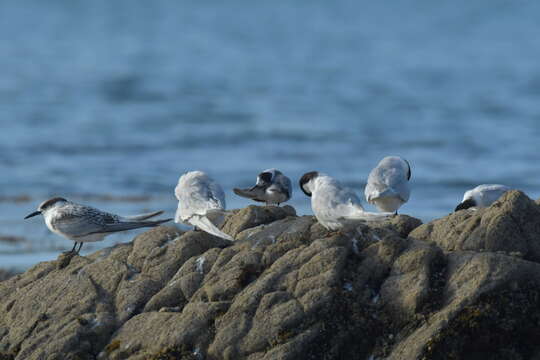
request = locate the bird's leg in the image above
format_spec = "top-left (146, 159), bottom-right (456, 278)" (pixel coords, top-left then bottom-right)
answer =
top-left (58, 242), bottom-right (78, 269)
top-left (77, 242), bottom-right (84, 254)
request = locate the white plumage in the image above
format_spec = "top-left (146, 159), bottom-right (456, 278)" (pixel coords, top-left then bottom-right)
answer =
top-left (175, 171), bottom-right (233, 241)
top-left (455, 184), bottom-right (511, 211)
top-left (365, 156), bottom-right (411, 214)
top-left (300, 171), bottom-right (392, 231)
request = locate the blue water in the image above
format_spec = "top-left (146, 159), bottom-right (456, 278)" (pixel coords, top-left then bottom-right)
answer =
top-left (2, 0), bottom-right (540, 269)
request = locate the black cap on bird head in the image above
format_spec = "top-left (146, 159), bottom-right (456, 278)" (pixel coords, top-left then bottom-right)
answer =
top-left (454, 198), bottom-right (476, 212)
top-left (299, 171), bottom-right (319, 197)
top-left (24, 197), bottom-right (67, 219)
top-left (257, 171), bottom-right (273, 184)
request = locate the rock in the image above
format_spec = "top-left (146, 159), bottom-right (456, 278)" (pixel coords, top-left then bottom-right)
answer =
top-left (3, 199), bottom-right (540, 360)
top-left (221, 205), bottom-right (296, 238)
top-left (388, 252), bottom-right (540, 360)
top-left (368, 214), bottom-right (423, 238)
top-left (379, 239), bottom-right (445, 326)
top-left (410, 190), bottom-right (540, 261)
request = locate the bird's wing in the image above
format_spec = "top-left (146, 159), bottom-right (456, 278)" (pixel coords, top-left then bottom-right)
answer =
top-left (207, 179), bottom-right (226, 209)
top-left (51, 205), bottom-right (121, 237)
top-left (87, 218), bottom-right (171, 234)
top-left (316, 182), bottom-right (365, 220)
top-left (319, 184), bottom-right (391, 221)
top-left (365, 180), bottom-right (389, 202)
top-left (175, 175), bottom-right (226, 222)
top-left (478, 185), bottom-right (511, 206)
top-left (389, 179), bottom-right (410, 202)
top-left (365, 167), bottom-right (410, 202)
top-left (190, 215), bottom-right (233, 241)
top-left (278, 175), bottom-right (293, 198)
top-left (123, 210), bottom-right (164, 221)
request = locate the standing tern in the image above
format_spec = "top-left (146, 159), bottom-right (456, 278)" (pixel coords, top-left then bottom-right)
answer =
top-left (365, 156), bottom-right (411, 214)
top-left (175, 171), bottom-right (234, 241)
top-left (24, 197), bottom-right (171, 254)
top-left (300, 171), bottom-right (392, 231)
top-left (233, 168), bottom-right (292, 206)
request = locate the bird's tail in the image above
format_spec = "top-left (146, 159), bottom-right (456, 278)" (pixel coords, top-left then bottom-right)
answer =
top-left (123, 210), bottom-right (165, 221)
top-left (93, 218), bottom-right (173, 234)
top-left (190, 215), bottom-right (234, 241)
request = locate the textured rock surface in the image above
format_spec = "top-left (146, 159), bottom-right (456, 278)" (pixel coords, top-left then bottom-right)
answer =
top-left (410, 191), bottom-right (540, 261)
top-left (2, 195), bottom-right (540, 360)
top-left (0, 270), bottom-right (18, 282)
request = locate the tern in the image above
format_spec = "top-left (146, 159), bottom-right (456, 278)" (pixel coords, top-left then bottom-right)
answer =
top-left (300, 171), bottom-right (392, 231)
top-left (455, 184), bottom-right (511, 211)
top-left (24, 197), bottom-right (171, 254)
top-left (175, 171), bottom-right (234, 241)
top-left (233, 168), bottom-right (292, 206)
top-left (365, 156), bottom-right (411, 214)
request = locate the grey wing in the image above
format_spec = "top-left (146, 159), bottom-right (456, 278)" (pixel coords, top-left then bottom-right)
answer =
top-left (479, 185), bottom-right (511, 206)
top-left (317, 183), bottom-right (364, 220)
top-left (390, 177), bottom-right (411, 202)
top-left (207, 179), bottom-right (226, 209)
top-left (52, 205), bottom-right (121, 237)
top-left (366, 167), bottom-right (410, 202)
top-left (365, 176), bottom-right (386, 202)
top-left (278, 175), bottom-right (293, 198)
top-left (335, 186), bottom-right (365, 217)
top-left (176, 177), bottom-right (225, 221)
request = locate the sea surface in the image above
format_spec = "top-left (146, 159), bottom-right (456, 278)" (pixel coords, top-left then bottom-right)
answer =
top-left (1, 0), bottom-right (540, 270)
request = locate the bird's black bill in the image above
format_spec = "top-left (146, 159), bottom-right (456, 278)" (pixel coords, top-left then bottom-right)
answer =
top-left (24, 211), bottom-right (41, 219)
top-left (454, 199), bottom-right (476, 212)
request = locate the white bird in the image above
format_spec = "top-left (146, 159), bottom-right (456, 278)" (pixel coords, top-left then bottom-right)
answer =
top-left (24, 197), bottom-right (171, 254)
top-left (455, 184), bottom-right (511, 211)
top-left (299, 171), bottom-right (393, 231)
top-left (174, 171), bottom-right (234, 241)
top-left (233, 168), bottom-right (292, 206)
top-left (365, 156), bottom-right (411, 214)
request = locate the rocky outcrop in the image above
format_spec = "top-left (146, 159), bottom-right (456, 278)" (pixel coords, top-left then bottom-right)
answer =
top-left (1, 192), bottom-right (540, 360)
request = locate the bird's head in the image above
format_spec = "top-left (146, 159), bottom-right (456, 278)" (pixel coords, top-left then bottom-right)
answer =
top-left (24, 197), bottom-right (68, 219)
top-left (256, 169), bottom-right (281, 186)
top-left (299, 171), bottom-right (319, 197)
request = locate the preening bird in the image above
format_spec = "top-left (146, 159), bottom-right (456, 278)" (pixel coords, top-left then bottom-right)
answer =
top-left (24, 197), bottom-right (171, 254)
top-left (365, 156), bottom-right (411, 214)
top-left (455, 184), bottom-right (511, 211)
top-left (233, 168), bottom-right (292, 206)
top-left (175, 171), bottom-right (234, 241)
top-left (300, 171), bottom-right (392, 231)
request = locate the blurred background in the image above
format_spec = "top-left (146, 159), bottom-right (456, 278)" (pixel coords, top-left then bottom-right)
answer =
top-left (1, 0), bottom-right (540, 270)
